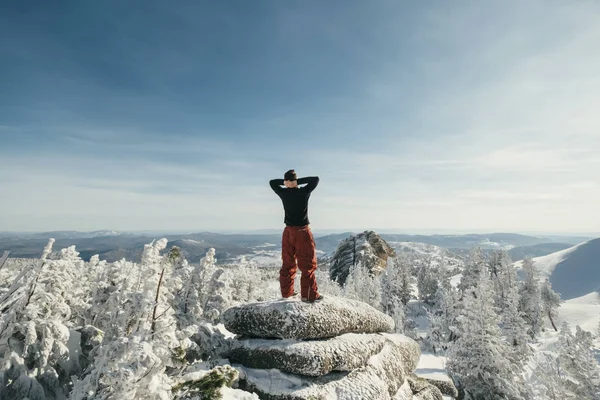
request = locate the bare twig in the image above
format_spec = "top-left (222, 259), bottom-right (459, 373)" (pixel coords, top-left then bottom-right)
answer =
top-left (153, 305), bottom-right (172, 322)
top-left (151, 264), bottom-right (167, 338)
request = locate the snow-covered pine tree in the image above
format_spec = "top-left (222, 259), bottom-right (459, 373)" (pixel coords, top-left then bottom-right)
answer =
top-left (71, 239), bottom-right (181, 400)
top-left (557, 322), bottom-right (600, 399)
top-left (427, 268), bottom-right (459, 354)
top-left (499, 272), bottom-right (531, 366)
top-left (447, 270), bottom-right (530, 400)
top-left (457, 247), bottom-right (486, 299)
top-left (518, 257), bottom-right (544, 339)
top-left (177, 248), bottom-right (217, 328)
top-left (343, 258), bottom-right (382, 310)
top-left (416, 257), bottom-right (440, 304)
top-left (530, 351), bottom-right (573, 400)
top-left (0, 239), bottom-right (85, 399)
top-left (487, 250), bottom-right (515, 308)
top-left (380, 255), bottom-right (413, 313)
top-left (487, 251), bottom-right (531, 365)
top-left (540, 278), bottom-right (561, 331)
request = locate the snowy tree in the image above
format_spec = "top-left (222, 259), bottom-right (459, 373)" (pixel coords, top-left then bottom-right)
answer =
top-left (499, 276), bottom-right (531, 366)
top-left (457, 247), bottom-right (486, 298)
top-left (71, 239), bottom-right (183, 400)
top-left (541, 278), bottom-right (561, 331)
top-left (380, 255), bottom-right (413, 313)
top-left (518, 257), bottom-right (544, 339)
top-left (530, 351), bottom-right (573, 400)
top-left (447, 271), bottom-right (530, 400)
top-left (343, 259), bottom-right (382, 310)
top-left (177, 248), bottom-right (218, 327)
top-left (0, 239), bottom-right (85, 398)
top-left (487, 251), bottom-right (531, 364)
top-left (416, 257), bottom-right (440, 304)
top-left (427, 269), bottom-right (459, 354)
top-left (487, 250), bottom-right (516, 308)
top-left (557, 322), bottom-right (600, 399)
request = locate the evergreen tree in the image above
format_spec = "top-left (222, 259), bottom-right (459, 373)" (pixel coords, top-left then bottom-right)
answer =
top-left (530, 351), bottom-right (573, 400)
top-left (71, 239), bottom-right (181, 400)
top-left (518, 257), bottom-right (544, 339)
top-left (487, 250), bottom-right (515, 309)
top-left (558, 322), bottom-right (600, 399)
top-left (343, 259), bottom-right (382, 310)
top-left (0, 239), bottom-right (82, 398)
top-left (457, 247), bottom-right (486, 298)
top-left (427, 268), bottom-right (459, 354)
top-left (499, 274), bottom-right (531, 366)
top-left (447, 271), bottom-right (530, 400)
top-left (540, 278), bottom-right (561, 331)
top-left (380, 255), bottom-right (413, 312)
top-left (416, 257), bottom-right (440, 304)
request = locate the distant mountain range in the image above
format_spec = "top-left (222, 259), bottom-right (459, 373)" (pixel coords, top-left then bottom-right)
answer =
top-left (0, 230), bottom-right (594, 264)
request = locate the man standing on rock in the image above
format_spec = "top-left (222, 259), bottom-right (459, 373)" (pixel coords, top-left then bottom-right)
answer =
top-left (270, 169), bottom-right (323, 303)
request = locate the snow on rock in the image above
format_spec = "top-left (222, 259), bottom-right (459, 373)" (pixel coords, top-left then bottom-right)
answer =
top-left (393, 381), bottom-right (414, 399)
top-left (236, 339), bottom-right (412, 400)
top-left (226, 333), bottom-right (420, 377)
top-left (221, 295), bottom-right (394, 340)
top-left (221, 386), bottom-right (260, 399)
top-left (226, 333), bottom-right (386, 376)
top-left (329, 230), bottom-right (396, 285)
top-left (406, 375), bottom-right (444, 400)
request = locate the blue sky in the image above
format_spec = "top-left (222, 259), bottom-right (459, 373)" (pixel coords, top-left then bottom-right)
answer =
top-left (1, 1), bottom-right (599, 233)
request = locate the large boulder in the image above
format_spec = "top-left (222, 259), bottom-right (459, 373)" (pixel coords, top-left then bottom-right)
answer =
top-left (237, 338), bottom-right (415, 400)
top-left (221, 296), bottom-right (394, 340)
top-left (226, 333), bottom-right (419, 377)
top-left (330, 230), bottom-right (396, 286)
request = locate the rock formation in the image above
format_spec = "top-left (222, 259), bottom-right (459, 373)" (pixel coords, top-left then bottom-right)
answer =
top-left (221, 296), bottom-right (457, 399)
top-left (329, 230), bottom-right (396, 286)
top-left (221, 296), bottom-right (394, 340)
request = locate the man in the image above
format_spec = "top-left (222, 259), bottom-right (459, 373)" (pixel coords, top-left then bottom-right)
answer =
top-left (270, 169), bottom-right (323, 302)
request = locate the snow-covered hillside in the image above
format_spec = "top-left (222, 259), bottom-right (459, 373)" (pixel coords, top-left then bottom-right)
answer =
top-left (389, 242), bottom-right (464, 271)
top-left (516, 238), bottom-right (600, 300)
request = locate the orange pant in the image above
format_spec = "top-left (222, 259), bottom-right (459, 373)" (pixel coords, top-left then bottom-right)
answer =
top-left (280, 225), bottom-right (319, 300)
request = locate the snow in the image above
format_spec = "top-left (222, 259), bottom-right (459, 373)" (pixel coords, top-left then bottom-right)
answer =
top-left (221, 386), bottom-right (260, 399)
top-left (449, 273), bottom-right (462, 287)
top-left (415, 352), bottom-right (450, 382)
top-left (515, 241), bottom-right (585, 277)
top-left (555, 291), bottom-right (600, 333)
top-left (215, 323), bottom-right (237, 339)
top-left (229, 333), bottom-right (392, 376)
top-left (181, 239), bottom-right (204, 245)
top-left (222, 295), bottom-right (394, 340)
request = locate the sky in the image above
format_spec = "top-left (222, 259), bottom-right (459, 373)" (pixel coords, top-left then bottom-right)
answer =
top-left (1, 0), bottom-right (599, 234)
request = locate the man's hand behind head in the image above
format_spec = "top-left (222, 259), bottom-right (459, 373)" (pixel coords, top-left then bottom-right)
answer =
top-left (284, 180), bottom-right (298, 188)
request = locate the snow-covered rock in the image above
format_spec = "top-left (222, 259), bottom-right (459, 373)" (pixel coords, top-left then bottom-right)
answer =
top-left (406, 375), bottom-right (445, 400)
top-left (237, 338), bottom-right (414, 400)
top-left (330, 230), bottom-right (396, 285)
top-left (226, 333), bottom-right (420, 377)
top-left (221, 295), bottom-right (394, 340)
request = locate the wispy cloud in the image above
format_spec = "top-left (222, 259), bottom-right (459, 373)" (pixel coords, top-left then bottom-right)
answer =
top-left (1, 1), bottom-right (599, 232)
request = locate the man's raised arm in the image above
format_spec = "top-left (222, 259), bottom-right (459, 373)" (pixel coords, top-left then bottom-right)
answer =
top-left (298, 176), bottom-right (319, 192)
top-left (270, 179), bottom-right (285, 193)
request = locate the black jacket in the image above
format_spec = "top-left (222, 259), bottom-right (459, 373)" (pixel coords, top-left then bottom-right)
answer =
top-left (269, 177), bottom-right (319, 226)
